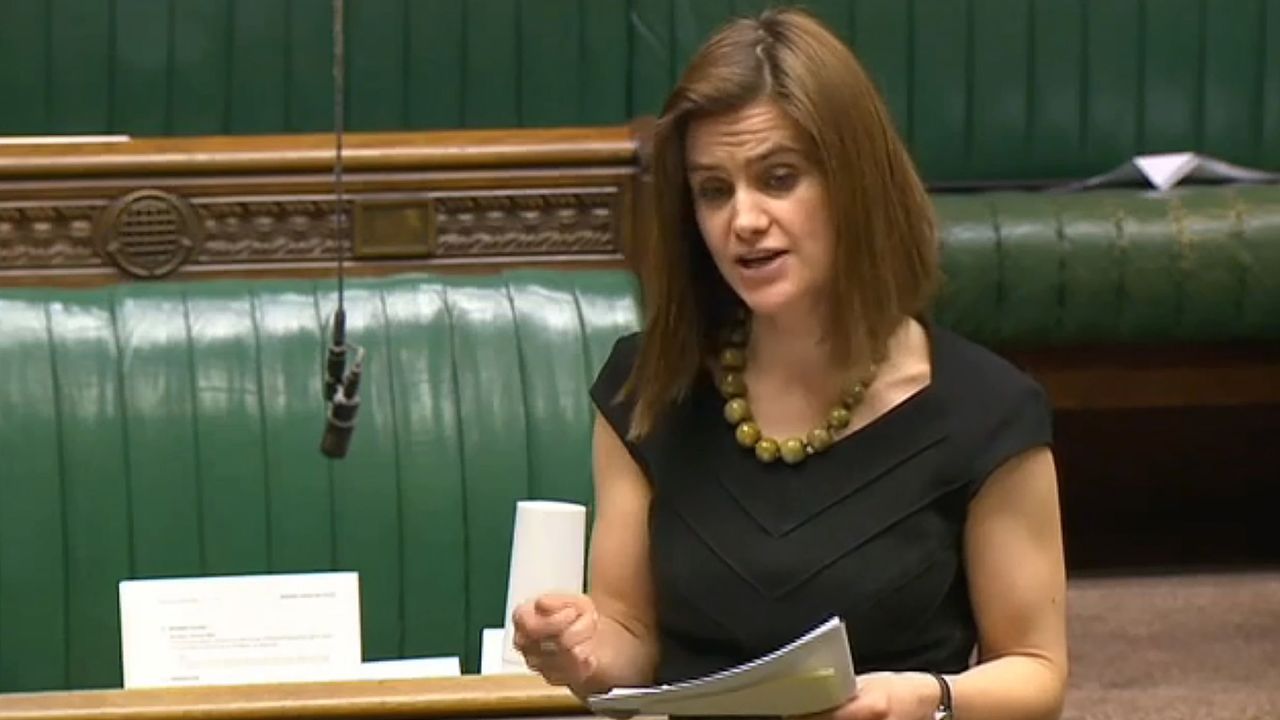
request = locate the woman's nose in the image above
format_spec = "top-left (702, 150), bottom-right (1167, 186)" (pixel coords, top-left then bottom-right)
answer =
top-left (731, 191), bottom-right (770, 240)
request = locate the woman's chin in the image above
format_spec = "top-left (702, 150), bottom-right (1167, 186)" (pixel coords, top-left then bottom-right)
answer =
top-left (737, 286), bottom-right (807, 321)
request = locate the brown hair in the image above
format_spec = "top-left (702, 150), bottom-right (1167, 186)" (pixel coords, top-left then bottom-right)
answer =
top-left (622, 6), bottom-right (939, 440)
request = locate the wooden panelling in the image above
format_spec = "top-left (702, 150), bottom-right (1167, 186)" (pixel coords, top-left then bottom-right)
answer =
top-left (0, 125), bottom-right (644, 285)
top-left (1007, 343), bottom-right (1280, 410)
top-left (1055, 404), bottom-right (1280, 570)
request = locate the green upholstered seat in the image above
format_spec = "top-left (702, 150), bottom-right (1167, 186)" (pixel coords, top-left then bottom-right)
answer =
top-left (0, 185), bottom-right (1278, 692)
top-left (0, 270), bottom-right (641, 692)
top-left (934, 185), bottom-right (1280, 345)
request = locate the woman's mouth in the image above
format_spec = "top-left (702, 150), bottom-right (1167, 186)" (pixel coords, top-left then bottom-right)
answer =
top-left (736, 249), bottom-right (788, 270)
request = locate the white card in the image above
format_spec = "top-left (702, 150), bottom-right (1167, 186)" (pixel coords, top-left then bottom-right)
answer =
top-left (479, 627), bottom-right (509, 675)
top-left (119, 572), bottom-right (362, 689)
top-left (350, 657), bottom-right (461, 680)
top-left (1133, 152), bottom-right (1198, 191)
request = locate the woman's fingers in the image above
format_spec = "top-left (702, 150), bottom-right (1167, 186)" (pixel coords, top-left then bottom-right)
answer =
top-left (513, 602), bottom-right (579, 647)
top-left (557, 606), bottom-right (598, 649)
top-left (510, 594), bottom-right (599, 686)
top-left (535, 593), bottom-right (591, 615)
top-left (524, 637), bottom-right (594, 684)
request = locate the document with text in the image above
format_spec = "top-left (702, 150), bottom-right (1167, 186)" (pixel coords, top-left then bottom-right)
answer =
top-left (119, 572), bottom-right (362, 688)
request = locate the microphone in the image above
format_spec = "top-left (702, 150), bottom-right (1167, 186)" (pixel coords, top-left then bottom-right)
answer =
top-left (321, 307), bottom-right (364, 458)
top-left (320, 0), bottom-right (364, 459)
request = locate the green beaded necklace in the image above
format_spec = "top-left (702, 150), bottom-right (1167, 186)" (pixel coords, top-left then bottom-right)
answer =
top-left (715, 323), bottom-right (877, 466)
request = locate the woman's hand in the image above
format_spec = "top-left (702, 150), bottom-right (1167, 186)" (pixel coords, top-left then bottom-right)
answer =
top-left (793, 671), bottom-right (941, 720)
top-left (511, 593), bottom-right (600, 690)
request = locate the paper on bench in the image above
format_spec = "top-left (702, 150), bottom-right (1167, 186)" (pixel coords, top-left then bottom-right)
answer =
top-left (587, 616), bottom-right (856, 718)
top-left (118, 572), bottom-right (362, 689)
top-left (480, 627), bottom-right (507, 675)
top-left (1056, 151), bottom-right (1280, 192)
top-left (349, 657), bottom-right (461, 679)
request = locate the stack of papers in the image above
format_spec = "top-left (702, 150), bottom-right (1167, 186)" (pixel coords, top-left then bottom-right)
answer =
top-left (587, 617), bottom-right (856, 718)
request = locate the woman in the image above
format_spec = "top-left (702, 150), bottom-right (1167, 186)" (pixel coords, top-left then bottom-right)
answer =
top-left (513, 8), bottom-right (1067, 720)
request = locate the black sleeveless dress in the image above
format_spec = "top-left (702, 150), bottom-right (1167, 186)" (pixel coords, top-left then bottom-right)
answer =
top-left (588, 321), bottom-right (1053, 684)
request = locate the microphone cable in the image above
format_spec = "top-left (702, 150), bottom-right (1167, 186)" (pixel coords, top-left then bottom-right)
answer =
top-left (320, 0), bottom-right (364, 459)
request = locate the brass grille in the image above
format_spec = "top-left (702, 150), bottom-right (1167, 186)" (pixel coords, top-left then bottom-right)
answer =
top-left (98, 190), bottom-right (200, 278)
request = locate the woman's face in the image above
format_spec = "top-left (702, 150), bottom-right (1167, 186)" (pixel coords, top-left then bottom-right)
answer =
top-left (685, 98), bottom-right (835, 322)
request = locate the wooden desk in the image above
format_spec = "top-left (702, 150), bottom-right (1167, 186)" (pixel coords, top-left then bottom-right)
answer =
top-left (0, 675), bottom-right (594, 720)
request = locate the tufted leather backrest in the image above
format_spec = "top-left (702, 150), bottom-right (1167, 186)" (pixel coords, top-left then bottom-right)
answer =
top-left (1, 0), bottom-right (1276, 184)
top-left (0, 270), bottom-right (641, 691)
top-left (933, 185), bottom-right (1280, 344)
top-left (1, 186), bottom-right (1278, 693)
top-left (642, 0), bottom-right (1280, 185)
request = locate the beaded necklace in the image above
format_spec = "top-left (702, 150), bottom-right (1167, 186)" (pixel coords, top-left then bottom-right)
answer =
top-left (715, 322), bottom-right (877, 465)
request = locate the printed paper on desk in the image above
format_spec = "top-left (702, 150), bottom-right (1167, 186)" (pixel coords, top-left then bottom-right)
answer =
top-left (119, 572), bottom-right (362, 689)
top-left (588, 616), bottom-right (856, 718)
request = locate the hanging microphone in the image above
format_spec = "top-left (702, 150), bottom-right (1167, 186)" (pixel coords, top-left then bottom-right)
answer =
top-left (320, 0), bottom-right (363, 459)
top-left (321, 307), bottom-right (364, 458)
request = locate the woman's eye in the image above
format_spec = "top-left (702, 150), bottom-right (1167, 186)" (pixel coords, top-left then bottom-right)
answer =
top-left (764, 168), bottom-right (798, 193)
top-left (695, 182), bottom-right (732, 203)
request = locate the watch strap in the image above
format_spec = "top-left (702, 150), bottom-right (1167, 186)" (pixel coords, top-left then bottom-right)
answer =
top-left (929, 672), bottom-right (954, 720)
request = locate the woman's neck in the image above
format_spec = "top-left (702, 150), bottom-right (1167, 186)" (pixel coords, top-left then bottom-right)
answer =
top-left (745, 308), bottom-right (836, 383)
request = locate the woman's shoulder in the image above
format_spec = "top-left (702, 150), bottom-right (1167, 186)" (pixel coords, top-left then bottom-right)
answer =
top-left (928, 322), bottom-right (1054, 490)
top-left (589, 330), bottom-right (643, 432)
top-left (606, 330), bottom-right (643, 361)
top-left (593, 330), bottom-right (642, 393)
top-left (929, 322), bottom-right (1044, 406)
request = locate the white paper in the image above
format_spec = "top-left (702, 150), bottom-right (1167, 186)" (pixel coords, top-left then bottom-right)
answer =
top-left (480, 627), bottom-right (508, 675)
top-left (1134, 152), bottom-right (1198, 191)
top-left (347, 657), bottom-right (461, 680)
top-left (119, 572), bottom-right (362, 689)
top-left (587, 617), bottom-right (856, 718)
top-left (0, 134), bottom-right (131, 145)
top-left (500, 500), bottom-right (587, 673)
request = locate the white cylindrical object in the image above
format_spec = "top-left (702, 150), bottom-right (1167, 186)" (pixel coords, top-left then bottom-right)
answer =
top-left (500, 500), bottom-right (587, 672)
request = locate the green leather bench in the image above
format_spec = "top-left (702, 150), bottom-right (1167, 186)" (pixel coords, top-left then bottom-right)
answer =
top-left (1, 184), bottom-right (1278, 694)
top-left (932, 186), bottom-right (1280, 344)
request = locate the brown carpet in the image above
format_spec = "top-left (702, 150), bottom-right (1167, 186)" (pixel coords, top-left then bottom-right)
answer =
top-left (1063, 569), bottom-right (1280, 720)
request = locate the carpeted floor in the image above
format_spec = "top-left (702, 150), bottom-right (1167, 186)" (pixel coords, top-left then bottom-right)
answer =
top-left (1063, 569), bottom-right (1280, 720)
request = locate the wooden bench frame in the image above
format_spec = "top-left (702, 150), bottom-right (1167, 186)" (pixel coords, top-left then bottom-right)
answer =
top-left (0, 675), bottom-right (585, 720)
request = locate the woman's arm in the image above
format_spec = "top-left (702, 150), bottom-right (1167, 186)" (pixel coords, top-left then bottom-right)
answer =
top-left (512, 413), bottom-right (658, 695)
top-left (577, 411), bottom-right (661, 693)
top-left (949, 445), bottom-right (1069, 720)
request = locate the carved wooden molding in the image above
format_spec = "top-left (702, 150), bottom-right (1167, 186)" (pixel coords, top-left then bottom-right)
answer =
top-left (0, 203), bottom-right (104, 268)
top-left (197, 199), bottom-right (345, 263)
top-left (0, 186), bottom-right (626, 279)
top-left (0, 124), bottom-right (645, 284)
top-left (429, 188), bottom-right (617, 257)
